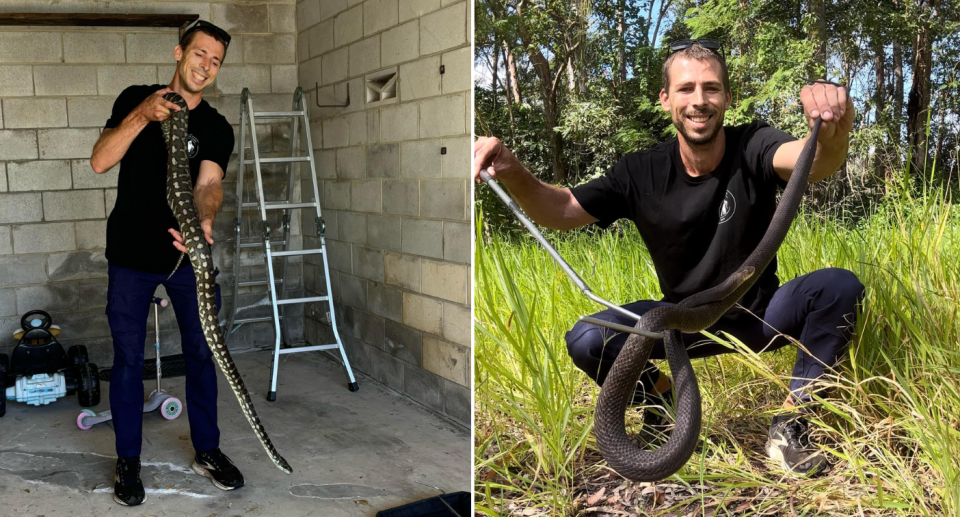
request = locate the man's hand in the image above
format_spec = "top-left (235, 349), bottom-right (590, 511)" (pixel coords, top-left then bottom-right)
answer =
top-left (799, 81), bottom-right (855, 142)
top-left (473, 136), bottom-right (525, 184)
top-left (137, 87), bottom-right (182, 123)
top-left (168, 219), bottom-right (214, 254)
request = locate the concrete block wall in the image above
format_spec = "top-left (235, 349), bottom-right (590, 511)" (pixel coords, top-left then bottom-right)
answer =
top-left (296, 0), bottom-right (471, 425)
top-left (0, 1), bottom-right (305, 366)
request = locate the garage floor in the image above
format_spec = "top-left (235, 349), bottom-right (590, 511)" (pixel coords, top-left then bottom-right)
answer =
top-left (0, 350), bottom-right (471, 516)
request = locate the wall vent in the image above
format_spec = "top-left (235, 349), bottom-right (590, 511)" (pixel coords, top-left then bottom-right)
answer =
top-left (365, 68), bottom-right (398, 106)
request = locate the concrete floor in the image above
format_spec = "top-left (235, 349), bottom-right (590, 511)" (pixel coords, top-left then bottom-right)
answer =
top-left (0, 350), bottom-right (471, 516)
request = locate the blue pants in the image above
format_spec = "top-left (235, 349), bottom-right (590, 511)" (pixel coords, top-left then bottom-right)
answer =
top-left (565, 268), bottom-right (865, 403)
top-left (106, 263), bottom-right (222, 458)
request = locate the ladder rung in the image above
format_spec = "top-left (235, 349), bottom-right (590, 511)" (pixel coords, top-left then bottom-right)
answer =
top-left (244, 156), bottom-right (310, 164)
top-left (232, 316), bottom-right (280, 324)
top-left (241, 202), bottom-right (316, 210)
top-left (238, 279), bottom-right (282, 287)
top-left (278, 344), bottom-right (339, 355)
top-left (271, 249), bottom-right (323, 257)
top-left (240, 240), bottom-right (286, 248)
top-left (253, 110), bottom-right (304, 118)
top-left (276, 295), bottom-right (327, 305)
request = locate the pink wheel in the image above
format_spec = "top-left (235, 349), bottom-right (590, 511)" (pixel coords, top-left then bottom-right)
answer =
top-left (77, 409), bottom-right (96, 430)
top-left (161, 398), bottom-right (182, 420)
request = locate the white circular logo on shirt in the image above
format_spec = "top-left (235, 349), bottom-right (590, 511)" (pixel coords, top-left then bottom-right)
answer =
top-left (187, 134), bottom-right (199, 158)
top-left (719, 190), bottom-right (736, 224)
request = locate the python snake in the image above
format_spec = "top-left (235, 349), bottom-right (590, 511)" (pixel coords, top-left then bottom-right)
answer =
top-left (594, 118), bottom-right (823, 481)
top-left (161, 92), bottom-right (292, 474)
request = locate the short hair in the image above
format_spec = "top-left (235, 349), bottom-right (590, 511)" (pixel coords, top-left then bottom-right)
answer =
top-left (180, 27), bottom-right (228, 62)
top-left (661, 44), bottom-right (730, 94)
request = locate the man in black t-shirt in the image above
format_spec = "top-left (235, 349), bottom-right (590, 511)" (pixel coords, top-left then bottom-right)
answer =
top-left (89, 21), bottom-right (243, 506)
top-left (474, 42), bottom-right (864, 476)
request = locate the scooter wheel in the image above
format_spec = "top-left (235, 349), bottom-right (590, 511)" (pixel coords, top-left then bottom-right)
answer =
top-left (76, 409), bottom-right (96, 430)
top-left (161, 398), bottom-right (182, 420)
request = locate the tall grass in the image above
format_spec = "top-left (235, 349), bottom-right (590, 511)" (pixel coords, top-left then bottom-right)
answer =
top-left (474, 189), bottom-right (960, 516)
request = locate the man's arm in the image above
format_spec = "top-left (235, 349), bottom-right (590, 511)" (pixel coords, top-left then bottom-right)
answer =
top-left (168, 161), bottom-right (224, 252)
top-left (90, 87), bottom-right (181, 174)
top-left (473, 137), bottom-right (597, 231)
top-left (772, 81), bottom-right (855, 183)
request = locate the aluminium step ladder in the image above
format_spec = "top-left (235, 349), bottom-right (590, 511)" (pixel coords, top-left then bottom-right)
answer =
top-left (226, 86), bottom-right (358, 401)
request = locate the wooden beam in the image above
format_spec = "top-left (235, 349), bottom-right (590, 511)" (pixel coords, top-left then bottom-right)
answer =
top-left (0, 13), bottom-right (198, 27)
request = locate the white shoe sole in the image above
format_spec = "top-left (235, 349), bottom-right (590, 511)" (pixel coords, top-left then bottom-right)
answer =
top-left (113, 492), bottom-right (146, 506)
top-left (765, 439), bottom-right (826, 476)
top-left (191, 461), bottom-right (242, 491)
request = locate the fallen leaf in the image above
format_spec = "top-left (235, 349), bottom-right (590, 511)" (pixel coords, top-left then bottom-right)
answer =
top-left (353, 500), bottom-right (369, 506)
top-left (51, 422), bottom-right (61, 428)
top-left (179, 436), bottom-right (189, 440)
top-left (23, 489), bottom-right (29, 493)
top-left (165, 484), bottom-right (175, 489)
top-left (586, 487), bottom-right (606, 506)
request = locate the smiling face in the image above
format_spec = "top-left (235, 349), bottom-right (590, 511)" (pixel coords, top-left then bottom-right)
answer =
top-left (173, 32), bottom-right (225, 95)
top-left (659, 57), bottom-right (732, 147)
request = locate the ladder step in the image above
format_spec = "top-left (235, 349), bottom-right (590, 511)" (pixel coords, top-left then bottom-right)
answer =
top-left (232, 316), bottom-right (281, 325)
top-left (277, 295), bottom-right (327, 305)
top-left (241, 202), bottom-right (317, 210)
top-left (277, 344), bottom-right (339, 355)
top-left (271, 249), bottom-right (323, 257)
top-left (253, 110), bottom-right (305, 118)
top-left (244, 156), bottom-right (310, 164)
top-left (240, 240), bottom-right (286, 249)
top-left (238, 279), bottom-right (282, 287)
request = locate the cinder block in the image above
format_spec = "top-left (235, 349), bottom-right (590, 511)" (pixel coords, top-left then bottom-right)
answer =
top-left (298, 0), bottom-right (322, 29)
top-left (0, 131), bottom-right (38, 161)
top-left (353, 246), bottom-right (384, 282)
top-left (47, 250), bottom-right (108, 281)
top-left (400, 0), bottom-right (441, 22)
top-left (97, 66), bottom-right (158, 96)
top-left (0, 66), bottom-right (34, 96)
top-left (0, 288), bottom-right (15, 317)
top-left (126, 33), bottom-right (180, 64)
top-left (367, 214), bottom-right (400, 250)
top-left (364, 0), bottom-right (399, 36)
top-left (15, 283), bottom-right (79, 312)
top-left (399, 56), bottom-right (440, 101)
top-left (421, 259), bottom-right (466, 303)
top-left (400, 139), bottom-right (442, 177)
top-left (212, 4), bottom-right (269, 34)
top-left (403, 365), bottom-right (442, 410)
top-left (384, 318), bottom-right (420, 363)
top-left (422, 335), bottom-right (465, 384)
top-left (12, 222), bottom-right (77, 254)
top-left (337, 211), bottom-right (367, 244)
top-left (267, 4), bottom-right (297, 32)
top-left (243, 35), bottom-right (296, 64)
top-left (367, 111), bottom-right (380, 143)
top-left (382, 179), bottom-right (418, 216)
top-left (384, 252), bottom-right (419, 290)
top-left (381, 21), bottom-right (418, 69)
top-left (78, 279), bottom-right (109, 309)
top-left (441, 301), bottom-right (469, 346)
top-left (419, 94), bottom-right (465, 138)
top-left (0, 165), bottom-right (5, 193)
top-left (67, 97), bottom-right (116, 128)
top-left (0, 254), bottom-right (48, 286)
top-left (309, 20), bottom-right (335, 57)
top-left (326, 239), bottom-right (352, 272)
top-left (0, 227), bottom-right (11, 255)
top-left (441, 46), bottom-right (470, 94)
top-left (441, 136), bottom-right (470, 178)
top-left (298, 31), bottom-right (310, 63)
top-left (316, 149), bottom-right (336, 178)
top-left (38, 128), bottom-right (100, 160)
top-left (349, 36), bottom-right (381, 77)
top-left (339, 272), bottom-right (368, 308)
top-left (76, 220), bottom-right (107, 249)
top-left (442, 377), bottom-right (469, 423)
top-left (322, 116), bottom-right (348, 149)
top-left (8, 160), bottom-right (72, 191)
top-left (379, 102), bottom-right (418, 142)
top-left (368, 281), bottom-right (402, 322)
top-left (216, 65), bottom-right (271, 95)
top-left (0, 33), bottom-right (61, 63)
top-left (335, 5), bottom-right (364, 47)
top-left (401, 218), bottom-right (442, 258)
top-left (0, 193), bottom-right (43, 224)
top-left (71, 159), bottom-right (118, 189)
top-left (321, 47), bottom-right (349, 85)
top-left (336, 146), bottom-right (365, 179)
top-left (272, 65), bottom-right (299, 93)
top-left (402, 292), bottom-right (441, 333)
top-left (300, 56), bottom-right (322, 92)
top-left (35, 66), bottom-right (98, 96)
top-left (420, 179), bottom-right (465, 220)
top-left (42, 190), bottom-right (105, 221)
top-left (420, 2), bottom-right (466, 55)
top-left (367, 143), bottom-right (399, 178)
top-left (347, 111), bottom-right (367, 145)
top-left (322, 180), bottom-right (350, 210)
top-left (321, 0), bottom-right (349, 21)
top-left (63, 33), bottom-right (124, 63)
top-left (3, 98), bottom-right (68, 129)
top-left (351, 180), bottom-right (382, 213)
top-left (442, 221), bottom-right (469, 263)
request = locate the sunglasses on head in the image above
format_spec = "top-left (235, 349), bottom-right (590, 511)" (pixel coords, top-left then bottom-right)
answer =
top-left (668, 39), bottom-right (723, 55)
top-left (179, 19), bottom-right (232, 50)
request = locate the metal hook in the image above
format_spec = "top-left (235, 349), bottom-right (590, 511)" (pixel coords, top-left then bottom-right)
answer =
top-left (315, 82), bottom-right (350, 108)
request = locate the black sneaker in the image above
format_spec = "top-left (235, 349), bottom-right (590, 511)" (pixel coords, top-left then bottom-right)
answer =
top-left (192, 448), bottom-right (245, 490)
top-left (631, 386), bottom-right (674, 445)
top-left (765, 414), bottom-right (829, 476)
top-left (113, 456), bottom-right (146, 506)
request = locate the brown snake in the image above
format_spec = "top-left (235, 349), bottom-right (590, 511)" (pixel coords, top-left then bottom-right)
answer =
top-left (161, 92), bottom-right (292, 474)
top-left (593, 118), bottom-right (823, 481)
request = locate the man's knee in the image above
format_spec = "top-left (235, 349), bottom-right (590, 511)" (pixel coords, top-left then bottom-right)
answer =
top-left (564, 320), bottom-right (603, 375)
top-left (818, 267), bottom-right (865, 306)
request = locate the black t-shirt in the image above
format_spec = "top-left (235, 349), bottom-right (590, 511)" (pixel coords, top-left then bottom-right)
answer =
top-left (571, 121), bottom-right (796, 316)
top-left (104, 84), bottom-right (234, 274)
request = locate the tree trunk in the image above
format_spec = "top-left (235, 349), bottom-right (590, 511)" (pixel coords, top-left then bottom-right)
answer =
top-left (503, 41), bottom-right (521, 103)
top-left (892, 39), bottom-right (903, 143)
top-left (906, 0), bottom-right (935, 178)
top-left (873, 38), bottom-right (886, 121)
top-left (491, 47), bottom-right (500, 109)
top-left (617, 0), bottom-right (626, 85)
top-left (809, 0), bottom-right (827, 75)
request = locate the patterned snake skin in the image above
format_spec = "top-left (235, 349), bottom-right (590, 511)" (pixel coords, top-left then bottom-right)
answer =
top-left (594, 118), bottom-right (823, 481)
top-left (161, 92), bottom-right (292, 474)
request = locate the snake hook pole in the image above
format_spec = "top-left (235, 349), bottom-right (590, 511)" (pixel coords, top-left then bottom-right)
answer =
top-left (478, 169), bottom-right (663, 340)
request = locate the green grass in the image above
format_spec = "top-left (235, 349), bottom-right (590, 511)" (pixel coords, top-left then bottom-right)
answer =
top-left (474, 189), bottom-right (960, 516)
